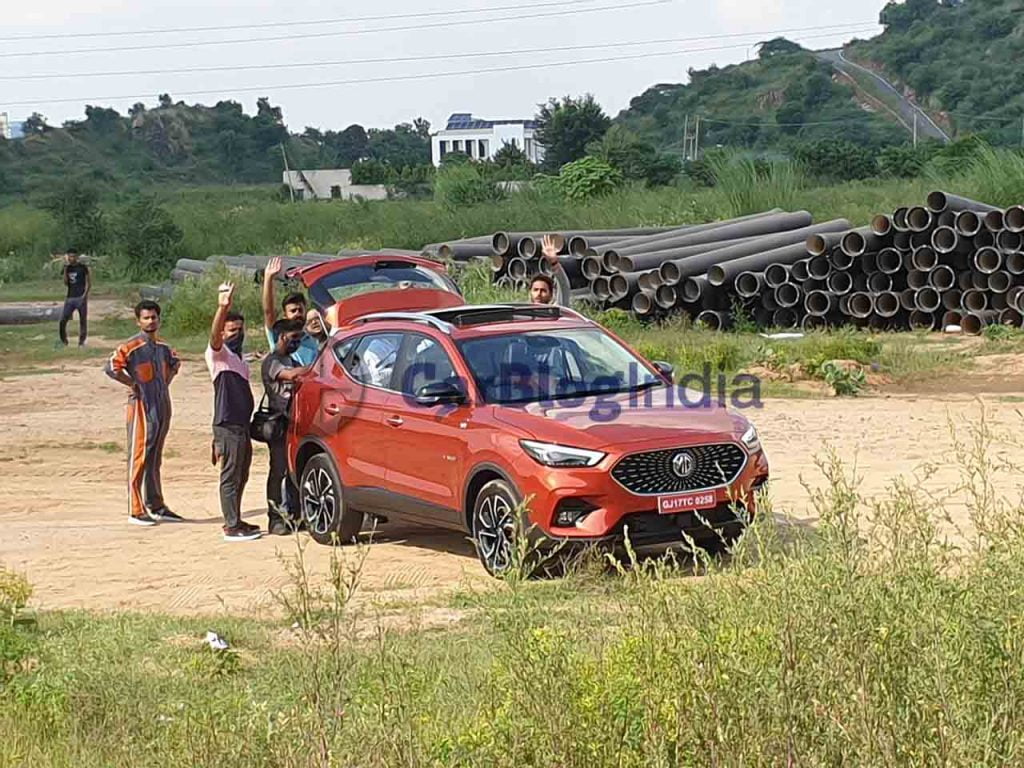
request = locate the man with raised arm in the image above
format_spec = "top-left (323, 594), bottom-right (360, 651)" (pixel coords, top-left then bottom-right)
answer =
top-left (205, 282), bottom-right (260, 542)
top-left (262, 256), bottom-right (322, 365)
top-left (104, 300), bottom-right (180, 526)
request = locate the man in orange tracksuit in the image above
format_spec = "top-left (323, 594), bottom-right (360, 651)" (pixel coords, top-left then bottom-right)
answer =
top-left (105, 300), bottom-right (181, 526)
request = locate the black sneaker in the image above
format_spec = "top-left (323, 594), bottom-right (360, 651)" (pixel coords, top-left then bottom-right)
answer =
top-left (150, 508), bottom-right (185, 523)
top-left (269, 521), bottom-right (290, 536)
top-left (223, 526), bottom-right (261, 542)
top-left (128, 514), bottom-right (157, 527)
top-left (238, 521), bottom-right (261, 535)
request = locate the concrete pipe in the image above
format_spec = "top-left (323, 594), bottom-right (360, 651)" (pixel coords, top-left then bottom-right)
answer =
top-left (827, 271), bottom-right (854, 295)
top-left (926, 191), bottom-right (1000, 214)
top-left (615, 234), bottom-right (759, 273)
top-left (871, 214), bottom-right (893, 236)
top-left (984, 210), bottom-right (1005, 233)
top-left (907, 270), bottom-right (929, 291)
top-left (957, 271), bottom-right (973, 291)
top-left (941, 290), bottom-right (963, 311)
top-left (609, 272), bottom-right (640, 300)
top-left (1008, 252), bottom-right (1024, 276)
top-left (988, 271), bottom-right (1012, 294)
top-left (974, 247), bottom-right (1002, 274)
top-left (931, 226), bottom-right (968, 255)
top-left (637, 272), bottom-right (655, 292)
top-left (655, 285), bottom-right (677, 310)
top-left (1005, 205), bottom-right (1024, 233)
top-left (801, 314), bottom-right (830, 331)
top-left (997, 230), bottom-right (1022, 252)
top-left (761, 290), bottom-right (780, 311)
top-left (852, 273), bottom-right (870, 292)
top-left (807, 255), bottom-right (831, 280)
top-left (679, 276), bottom-right (705, 304)
top-left (875, 291), bottom-right (901, 317)
top-left (489, 253), bottom-right (508, 273)
top-left (841, 227), bottom-right (884, 257)
top-left (804, 290), bottom-right (835, 316)
top-left (867, 314), bottom-right (892, 331)
top-left (911, 246), bottom-right (938, 272)
top-left (735, 271), bottom-right (764, 299)
top-left (961, 311), bottom-right (998, 336)
top-left (755, 307), bottom-right (775, 327)
top-left (1008, 286), bottom-right (1024, 312)
top-left (592, 276), bottom-right (612, 301)
top-left (914, 287), bottom-right (942, 313)
top-left (764, 263), bottom-right (791, 288)
top-left (907, 206), bottom-right (933, 232)
top-left (929, 265), bottom-right (956, 291)
top-left (941, 310), bottom-right (963, 330)
top-left (909, 310), bottom-right (937, 331)
top-left (936, 210), bottom-right (956, 228)
top-left (590, 211), bottom-right (781, 258)
top-left (910, 231), bottom-right (933, 249)
top-left (860, 251), bottom-right (879, 273)
top-left (893, 231), bottom-right (912, 250)
top-left (802, 278), bottom-right (826, 292)
top-left (806, 232), bottom-right (845, 257)
top-left (581, 255), bottom-right (604, 281)
top-left (839, 295), bottom-right (853, 315)
top-left (632, 289), bottom-right (657, 316)
top-left (507, 257), bottom-right (530, 280)
top-left (601, 249), bottom-right (621, 273)
top-left (877, 248), bottom-right (904, 275)
top-left (970, 271), bottom-right (989, 291)
top-left (696, 310), bottom-right (728, 330)
top-left (849, 292), bottom-right (874, 318)
top-left (999, 307), bottom-right (1023, 328)
top-left (954, 210), bottom-right (983, 237)
top-left (704, 242), bottom-right (807, 287)
top-left (867, 272), bottom-right (893, 293)
top-left (774, 283), bottom-right (801, 308)
top-left (829, 248), bottom-right (855, 271)
top-left (900, 288), bottom-right (918, 311)
top-left (790, 258), bottom-right (811, 282)
top-left (992, 293), bottom-right (1008, 311)
top-left (771, 308), bottom-right (799, 328)
top-left (517, 237), bottom-right (538, 259)
top-left (892, 207), bottom-right (910, 232)
top-left (961, 290), bottom-right (988, 313)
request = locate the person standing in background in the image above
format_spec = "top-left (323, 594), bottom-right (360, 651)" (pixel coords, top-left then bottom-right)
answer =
top-left (205, 282), bottom-right (261, 542)
top-left (59, 248), bottom-right (90, 346)
top-left (262, 256), bottom-right (321, 365)
top-left (104, 300), bottom-right (181, 526)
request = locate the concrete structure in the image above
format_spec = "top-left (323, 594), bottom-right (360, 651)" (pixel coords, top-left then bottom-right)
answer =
top-left (0, 113), bottom-right (11, 140)
top-left (431, 113), bottom-right (543, 167)
top-left (282, 169), bottom-right (389, 202)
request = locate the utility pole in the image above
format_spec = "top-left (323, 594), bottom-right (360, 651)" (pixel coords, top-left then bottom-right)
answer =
top-left (682, 114), bottom-right (690, 161)
top-left (913, 113), bottom-right (918, 148)
top-left (693, 116), bottom-right (701, 160)
top-left (280, 143), bottom-right (295, 203)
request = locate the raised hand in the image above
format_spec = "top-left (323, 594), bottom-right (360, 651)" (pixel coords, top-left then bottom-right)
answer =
top-left (265, 256), bottom-right (283, 280)
top-left (218, 282), bottom-right (236, 308)
top-left (541, 234), bottom-right (560, 265)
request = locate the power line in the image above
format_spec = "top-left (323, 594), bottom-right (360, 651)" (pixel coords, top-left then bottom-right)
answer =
top-left (0, 30), bottom-right (881, 109)
top-left (0, 23), bottom-right (879, 82)
top-left (0, 0), bottom-right (606, 42)
top-left (0, 0), bottom-right (670, 59)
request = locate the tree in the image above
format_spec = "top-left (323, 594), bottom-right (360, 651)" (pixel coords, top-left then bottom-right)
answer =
top-left (111, 197), bottom-right (184, 280)
top-left (158, 94), bottom-right (173, 108)
top-left (83, 106), bottom-right (124, 136)
top-left (22, 113), bottom-right (50, 136)
top-left (493, 140), bottom-right (528, 167)
top-left (413, 117), bottom-right (431, 139)
top-left (758, 38), bottom-right (803, 58)
top-left (41, 181), bottom-right (106, 252)
top-left (586, 125), bottom-right (680, 186)
top-left (534, 94), bottom-right (611, 171)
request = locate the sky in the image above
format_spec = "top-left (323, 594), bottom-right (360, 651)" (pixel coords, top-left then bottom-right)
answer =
top-left (2, 0), bottom-right (887, 133)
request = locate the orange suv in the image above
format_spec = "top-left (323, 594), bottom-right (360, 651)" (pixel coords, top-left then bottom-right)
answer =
top-left (287, 255), bottom-right (769, 575)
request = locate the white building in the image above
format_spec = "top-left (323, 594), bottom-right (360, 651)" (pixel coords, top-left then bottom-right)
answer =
top-left (431, 113), bottom-right (544, 167)
top-left (281, 169), bottom-right (388, 202)
top-left (0, 113), bottom-right (11, 140)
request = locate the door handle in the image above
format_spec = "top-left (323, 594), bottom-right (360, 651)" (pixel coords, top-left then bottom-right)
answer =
top-left (386, 415), bottom-right (404, 427)
top-left (324, 403), bottom-right (341, 416)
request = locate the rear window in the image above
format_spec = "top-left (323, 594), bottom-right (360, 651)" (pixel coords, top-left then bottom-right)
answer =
top-left (309, 261), bottom-right (459, 306)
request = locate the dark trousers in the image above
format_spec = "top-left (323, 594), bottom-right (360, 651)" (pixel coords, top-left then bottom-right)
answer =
top-left (268, 436), bottom-right (299, 528)
top-left (213, 424), bottom-right (252, 529)
top-left (126, 395), bottom-right (171, 519)
top-left (59, 296), bottom-right (88, 345)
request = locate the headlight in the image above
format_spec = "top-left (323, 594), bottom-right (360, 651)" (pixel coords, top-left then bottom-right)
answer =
top-left (520, 440), bottom-right (606, 468)
top-left (740, 424), bottom-right (761, 452)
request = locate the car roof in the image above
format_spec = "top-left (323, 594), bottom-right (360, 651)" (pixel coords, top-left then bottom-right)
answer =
top-left (342, 303), bottom-right (597, 339)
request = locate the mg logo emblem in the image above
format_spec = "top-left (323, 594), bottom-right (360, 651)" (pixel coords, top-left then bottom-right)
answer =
top-left (672, 451), bottom-right (696, 478)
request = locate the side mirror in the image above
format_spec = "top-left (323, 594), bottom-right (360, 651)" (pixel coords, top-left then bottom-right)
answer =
top-left (652, 360), bottom-right (675, 381)
top-left (415, 380), bottom-right (466, 407)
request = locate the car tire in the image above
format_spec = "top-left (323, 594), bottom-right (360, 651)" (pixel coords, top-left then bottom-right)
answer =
top-left (300, 454), bottom-right (364, 545)
top-left (471, 479), bottom-right (523, 577)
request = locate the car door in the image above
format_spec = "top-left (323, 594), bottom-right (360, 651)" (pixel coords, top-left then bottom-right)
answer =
top-left (383, 332), bottom-right (472, 527)
top-left (323, 332), bottom-right (405, 499)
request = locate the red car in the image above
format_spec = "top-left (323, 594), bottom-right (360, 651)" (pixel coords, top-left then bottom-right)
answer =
top-left (287, 255), bottom-right (769, 575)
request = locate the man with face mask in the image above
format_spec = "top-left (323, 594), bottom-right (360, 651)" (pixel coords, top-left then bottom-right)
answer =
top-left (105, 300), bottom-right (180, 526)
top-left (261, 318), bottom-right (310, 535)
top-left (205, 282), bottom-right (260, 542)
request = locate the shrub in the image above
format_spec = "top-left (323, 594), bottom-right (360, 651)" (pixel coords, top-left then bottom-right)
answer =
top-left (555, 157), bottom-right (623, 202)
top-left (108, 197), bottom-right (185, 281)
top-left (793, 138), bottom-right (878, 181)
top-left (433, 163), bottom-right (504, 211)
top-left (162, 265), bottom-right (264, 337)
top-left (707, 151), bottom-right (805, 216)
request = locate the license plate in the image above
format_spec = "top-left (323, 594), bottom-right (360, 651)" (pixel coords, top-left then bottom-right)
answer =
top-left (658, 491), bottom-right (717, 515)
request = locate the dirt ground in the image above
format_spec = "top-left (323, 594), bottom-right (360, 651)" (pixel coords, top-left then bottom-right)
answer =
top-left (1, 351), bottom-right (1021, 618)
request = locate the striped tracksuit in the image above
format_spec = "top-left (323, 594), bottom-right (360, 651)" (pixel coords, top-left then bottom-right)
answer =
top-left (105, 334), bottom-right (180, 519)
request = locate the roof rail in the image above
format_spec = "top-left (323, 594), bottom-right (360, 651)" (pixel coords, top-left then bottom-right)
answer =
top-left (428, 303), bottom-right (592, 327)
top-left (351, 312), bottom-right (453, 333)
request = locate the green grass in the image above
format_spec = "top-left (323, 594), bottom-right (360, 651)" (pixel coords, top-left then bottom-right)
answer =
top-left (0, 279), bottom-right (147, 303)
top-left (3, 416), bottom-right (1024, 766)
top-left (0, 317), bottom-right (137, 373)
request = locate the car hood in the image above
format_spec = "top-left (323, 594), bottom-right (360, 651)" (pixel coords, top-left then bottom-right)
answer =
top-left (491, 386), bottom-right (748, 449)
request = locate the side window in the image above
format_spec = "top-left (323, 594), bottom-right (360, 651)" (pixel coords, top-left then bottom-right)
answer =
top-left (346, 333), bottom-right (403, 389)
top-left (397, 334), bottom-right (457, 396)
top-left (331, 338), bottom-right (356, 367)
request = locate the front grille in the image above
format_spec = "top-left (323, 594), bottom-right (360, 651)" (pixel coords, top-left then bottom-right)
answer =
top-left (611, 443), bottom-right (746, 495)
top-left (619, 503), bottom-right (750, 545)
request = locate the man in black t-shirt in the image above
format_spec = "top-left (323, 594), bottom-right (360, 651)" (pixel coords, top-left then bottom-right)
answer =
top-left (204, 282), bottom-right (260, 542)
top-left (261, 318), bottom-right (310, 535)
top-left (59, 249), bottom-right (90, 346)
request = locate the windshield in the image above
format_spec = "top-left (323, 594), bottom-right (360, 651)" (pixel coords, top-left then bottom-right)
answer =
top-left (309, 261), bottom-right (459, 307)
top-left (458, 328), bottom-right (662, 405)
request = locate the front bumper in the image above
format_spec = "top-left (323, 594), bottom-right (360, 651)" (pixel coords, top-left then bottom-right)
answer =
top-left (513, 447), bottom-right (770, 544)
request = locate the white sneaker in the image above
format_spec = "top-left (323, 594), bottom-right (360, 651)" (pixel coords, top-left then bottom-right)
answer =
top-left (223, 526), bottom-right (262, 542)
top-left (128, 515), bottom-right (158, 527)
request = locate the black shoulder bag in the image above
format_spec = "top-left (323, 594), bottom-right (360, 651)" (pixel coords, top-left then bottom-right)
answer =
top-left (250, 392), bottom-right (287, 444)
